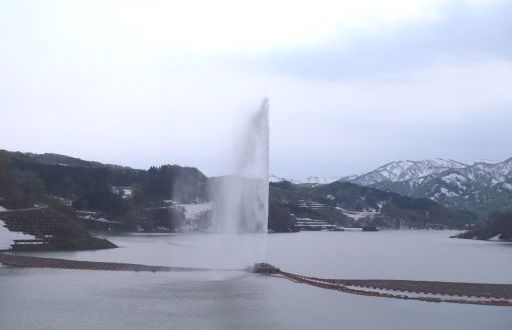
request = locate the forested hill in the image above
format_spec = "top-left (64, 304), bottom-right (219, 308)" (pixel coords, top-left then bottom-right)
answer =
top-left (454, 210), bottom-right (512, 241)
top-left (269, 180), bottom-right (479, 231)
top-left (1, 149), bottom-right (480, 233)
top-left (0, 150), bottom-right (208, 217)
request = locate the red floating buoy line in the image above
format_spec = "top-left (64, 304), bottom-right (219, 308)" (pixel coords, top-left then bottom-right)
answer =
top-left (274, 270), bottom-right (512, 307)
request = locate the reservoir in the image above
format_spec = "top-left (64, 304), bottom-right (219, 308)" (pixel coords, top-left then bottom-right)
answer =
top-left (1, 230), bottom-right (511, 330)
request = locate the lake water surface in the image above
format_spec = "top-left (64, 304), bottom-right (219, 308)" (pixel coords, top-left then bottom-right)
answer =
top-left (1, 230), bottom-right (511, 330)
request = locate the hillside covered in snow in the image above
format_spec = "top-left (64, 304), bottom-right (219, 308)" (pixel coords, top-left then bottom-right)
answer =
top-left (270, 175), bottom-right (340, 186)
top-left (340, 157), bottom-right (512, 215)
top-left (349, 159), bottom-right (467, 186)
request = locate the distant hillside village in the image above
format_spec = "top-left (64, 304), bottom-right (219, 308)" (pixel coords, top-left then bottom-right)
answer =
top-left (1, 150), bottom-right (511, 251)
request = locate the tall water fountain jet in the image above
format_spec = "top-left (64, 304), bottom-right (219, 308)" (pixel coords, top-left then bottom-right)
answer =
top-left (211, 99), bottom-right (270, 235)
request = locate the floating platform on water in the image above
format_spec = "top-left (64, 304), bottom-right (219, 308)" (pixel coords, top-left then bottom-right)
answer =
top-left (1, 255), bottom-right (510, 307)
top-left (249, 262), bottom-right (280, 274)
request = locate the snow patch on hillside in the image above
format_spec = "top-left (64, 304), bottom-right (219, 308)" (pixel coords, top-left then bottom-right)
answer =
top-left (269, 175), bottom-right (287, 183)
top-left (300, 176), bottom-right (339, 185)
top-left (336, 207), bottom-right (379, 220)
top-left (270, 175), bottom-right (339, 185)
top-left (442, 173), bottom-right (466, 183)
top-left (0, 220), bottom-right (36, 250)
top-left (174, 202), bottom-right (212, 220)
top-left (440, 187), bottom-right (459, 197)
top-left (470, 159), bottom-right (499, 165)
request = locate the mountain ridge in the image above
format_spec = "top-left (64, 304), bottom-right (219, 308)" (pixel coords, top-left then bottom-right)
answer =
top-left (272, 156), bottom-right (512, 215)
top-left (350, 158), bottom-right (467, 185)
top-left (369, 158), bottom-right (512, 215)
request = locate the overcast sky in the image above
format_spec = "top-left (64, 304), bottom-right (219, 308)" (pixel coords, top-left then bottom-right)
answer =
top-left (1, 0), bottom-right (511, 178)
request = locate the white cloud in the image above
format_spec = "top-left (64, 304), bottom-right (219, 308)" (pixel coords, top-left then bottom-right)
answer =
top-left (1, 0), bottom-right (449, 58)
top-left (2, 56), bottom-right (511, 176)
top-left (0, 0), bottom-right (511, 177)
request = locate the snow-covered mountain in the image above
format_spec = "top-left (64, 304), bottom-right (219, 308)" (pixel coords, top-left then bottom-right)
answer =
top-left (349, 159), bottom-right (467, 186)
top-left (269, 175), bottom-right (340, 186)
top-left (269, 175), bottom-right (288, 183)
top-left (272, 157), bottom-right (512, 215)
top-left (298, 176), bottom-right (341, 185)
top-left (361, 158), bottom-right (512, 215)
